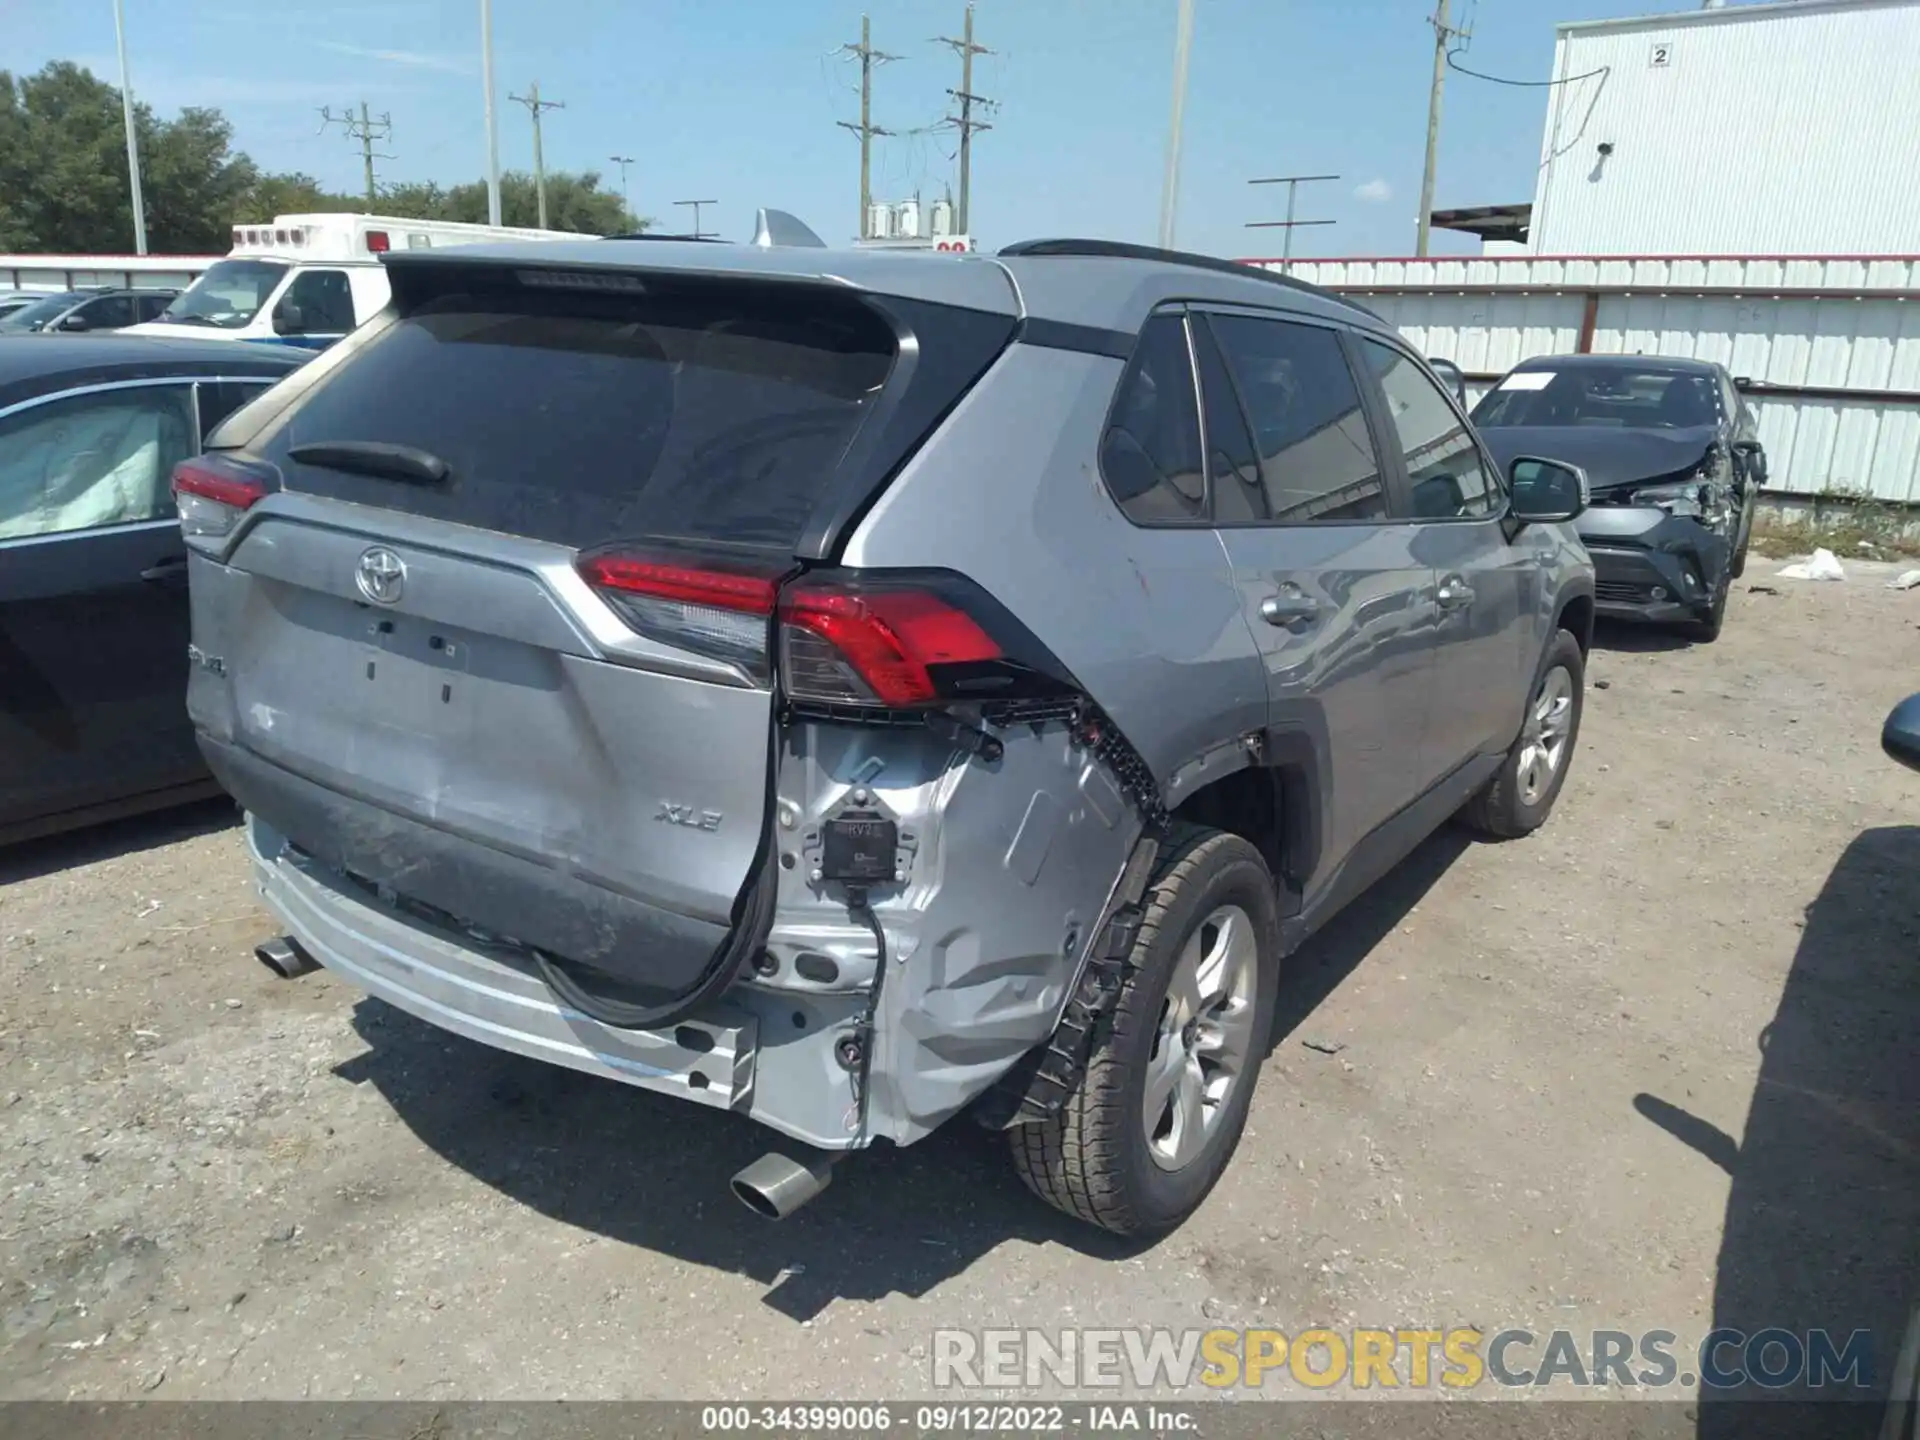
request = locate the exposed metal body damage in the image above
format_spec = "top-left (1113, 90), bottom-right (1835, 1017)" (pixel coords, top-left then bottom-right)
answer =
top-left (759, 718), bottom-right (1144, 1147)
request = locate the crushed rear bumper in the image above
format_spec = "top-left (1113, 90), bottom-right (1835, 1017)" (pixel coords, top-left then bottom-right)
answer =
top-left (247, 813), bottom-right (871, 1150)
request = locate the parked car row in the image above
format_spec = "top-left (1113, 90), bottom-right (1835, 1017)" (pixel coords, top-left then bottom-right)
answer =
top-left (0, 286), bottom-right (179, 335)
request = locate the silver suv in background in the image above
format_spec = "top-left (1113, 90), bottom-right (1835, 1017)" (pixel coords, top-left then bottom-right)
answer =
top-left (177, 234), bottom-right (1595, 1236)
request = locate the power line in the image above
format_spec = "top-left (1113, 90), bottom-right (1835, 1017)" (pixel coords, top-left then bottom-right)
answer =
top-left (319, 101), bottom-right (394, 210)
top-left (837, 15), bottom-right (899, 240)
top-left (935, 4), bottom-right (992, 235)
top-left (509, 81), bottom-right (565, 228)
top-left (1447, 48), bottom-right (1609, 88)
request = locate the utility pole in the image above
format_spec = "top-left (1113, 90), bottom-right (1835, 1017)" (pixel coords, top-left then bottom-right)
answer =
top-left (1159, 0), bottom-right (1196, 249)
top-left (936, 4), bottom-right (992, 235)
top-left (319, 101), bottom-right (394, 210)
top-left (1417, 0), bottom-right (1468, 257)
top-left (111, 0), bottom-right (147, 254)
top-left (1246, 174), bottom-right (1340, 272)
top-left (481, 0), bottom-right (501, 225)
top-left (673, 199), bottom-right (717, 239)
top-left (609, 154), bottom-right (636, 214)
top-left (837, 16), bottom-right (897, 239)
top-left (510, 81), bottom-right (565, 228)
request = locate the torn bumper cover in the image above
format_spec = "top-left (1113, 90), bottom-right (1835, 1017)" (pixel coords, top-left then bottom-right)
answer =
top-left (1578, 505), bottom-right (1732, 623)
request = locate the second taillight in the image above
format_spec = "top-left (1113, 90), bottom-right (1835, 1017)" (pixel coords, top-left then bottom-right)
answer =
top-left (172, 455), bottom-right (276, 542)
top-left (578, 550), bottom-right (784, 682)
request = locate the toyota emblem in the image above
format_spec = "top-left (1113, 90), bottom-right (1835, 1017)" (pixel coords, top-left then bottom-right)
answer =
top-left (355, 546), bottom-right (406, 605)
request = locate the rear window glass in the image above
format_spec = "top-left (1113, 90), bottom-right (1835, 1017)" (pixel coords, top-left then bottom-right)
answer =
top-left (272, 283), bottom-right (897, 551)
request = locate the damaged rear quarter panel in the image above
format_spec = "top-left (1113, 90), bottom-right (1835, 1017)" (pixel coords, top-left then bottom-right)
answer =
top-left (764, 716), bottom-right (1142, 1147)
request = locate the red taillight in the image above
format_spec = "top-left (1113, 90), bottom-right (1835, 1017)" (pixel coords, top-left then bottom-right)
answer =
top-left (172, 456), bottom-right (273, 542)
top-left (365, 230), bottom-right (390, 253)
top-left (780, 584), bottom-right (1001, 707)
top-left (579, 554), bottom-right (778, 615)
top-left (578, 549), bottom-right (786, 681)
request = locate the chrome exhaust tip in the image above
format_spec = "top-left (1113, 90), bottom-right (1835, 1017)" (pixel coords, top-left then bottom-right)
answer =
top-left (730, 1150), bottom-right (838, 1220)
top-left (255, 936), bottom-right (319, 979)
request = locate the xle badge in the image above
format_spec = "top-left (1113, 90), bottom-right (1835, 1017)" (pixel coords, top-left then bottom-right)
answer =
top-left (656, 802), bottom-right (722, 833)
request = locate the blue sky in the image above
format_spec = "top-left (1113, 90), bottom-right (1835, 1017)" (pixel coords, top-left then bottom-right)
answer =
top-left (10, 0), bottom-right (1735, 257)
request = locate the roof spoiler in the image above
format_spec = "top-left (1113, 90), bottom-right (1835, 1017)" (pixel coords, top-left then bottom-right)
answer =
top-left (752, 208), bottom-right (827, 249)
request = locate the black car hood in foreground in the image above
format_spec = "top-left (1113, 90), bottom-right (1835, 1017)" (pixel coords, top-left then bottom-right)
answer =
top-left (1479, 425), bottom-right (1717, 493)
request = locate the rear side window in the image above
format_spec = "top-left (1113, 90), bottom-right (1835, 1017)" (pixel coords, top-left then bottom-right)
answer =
top-left (1208, 313), bottom-right (1388, 524)
top-left (269, 283), bottom-right (898, 551)
top-left (1099, 313), bottom-right (1205, 525)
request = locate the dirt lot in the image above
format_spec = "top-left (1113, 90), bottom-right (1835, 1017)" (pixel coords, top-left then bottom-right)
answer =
top-left (2, 569), bottom-right (1917, 1412)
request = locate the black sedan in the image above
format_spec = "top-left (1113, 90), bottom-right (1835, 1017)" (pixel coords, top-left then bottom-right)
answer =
top-left (0, 335), bottom-right (307, 844)
top-left (1473, 354), bottom-right (1767, 641)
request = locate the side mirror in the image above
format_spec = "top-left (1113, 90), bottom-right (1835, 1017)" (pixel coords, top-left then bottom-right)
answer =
top-left (1428, 357), bottom-right (1468, 407)
top-left (1508, 455), bottom-right (1588, 524)
top-left (57, 312), bottom-right (90, 332)
top-left (272, 303), bottom-right (304, 336)
top-left (1883, 693), bottom-right (1920, 773)
top-left (1732, 375), bottom-right (1753, 392)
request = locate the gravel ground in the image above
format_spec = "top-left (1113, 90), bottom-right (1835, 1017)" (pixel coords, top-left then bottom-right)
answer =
top-left (2, 569), bottom-right (1917, 1413)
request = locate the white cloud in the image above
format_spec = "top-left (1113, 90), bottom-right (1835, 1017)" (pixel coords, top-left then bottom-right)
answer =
top-left (318, 42), bottom-right (470, 74)
top-left (1354, 177), bottom-right (1393, 204)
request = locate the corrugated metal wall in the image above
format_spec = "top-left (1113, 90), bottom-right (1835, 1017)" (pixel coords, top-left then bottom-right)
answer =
top-left (1532, 0), bottom-right (1920, 256)
top-left (1269, 256), bottom-right (1920, 505)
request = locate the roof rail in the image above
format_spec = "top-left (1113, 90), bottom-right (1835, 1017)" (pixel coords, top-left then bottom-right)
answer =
top-left (603, 232), bottom-right (731, 244)
top-left (996, 238), bottom-right (1383, 321)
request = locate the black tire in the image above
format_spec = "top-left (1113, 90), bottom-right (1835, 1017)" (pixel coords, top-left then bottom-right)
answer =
top-left (1684, 571), bottom-right (1729, 643)
top-left (1729, 513), bottom-right (1752, 580)
top-left (1009, 826), bottom-right (1280, 1236)
top-left (1457, 629), bottom-right (1585, 840)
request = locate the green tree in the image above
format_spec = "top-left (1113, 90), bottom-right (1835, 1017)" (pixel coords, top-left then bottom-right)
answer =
top-left (0, 62), bottom-right (260, 253)
top-left (239, 171), bottom-right (359, 222)
top-left (435, 171), bottom-right (642, 234)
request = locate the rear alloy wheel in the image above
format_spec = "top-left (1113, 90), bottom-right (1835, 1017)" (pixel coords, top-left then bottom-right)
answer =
top-left (1009, 826), bottom-right (1280, 1236)
top-left (1457, 629), bottom-right (1585, 839)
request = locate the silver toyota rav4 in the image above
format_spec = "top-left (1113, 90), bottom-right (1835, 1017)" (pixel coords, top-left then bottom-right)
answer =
top-left (176, 232), bottom-right (1595, 1236)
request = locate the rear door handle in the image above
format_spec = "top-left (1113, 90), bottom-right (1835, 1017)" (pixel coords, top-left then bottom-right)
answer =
top-left (1436, 575), bottom-right (1475, 609)
top-left (140, 558), bottom-right (190, 584)
top-left (1259, 593), bottom-right (1322, 628)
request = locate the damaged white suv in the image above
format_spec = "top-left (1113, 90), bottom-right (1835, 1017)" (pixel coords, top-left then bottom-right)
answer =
top-left (178, 230), bottom-right (1595, 1235)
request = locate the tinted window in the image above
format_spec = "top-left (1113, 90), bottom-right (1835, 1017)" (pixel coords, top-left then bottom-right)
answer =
top-left (196, 380), bottom-right (274, 442)
top-left (1192, 318), bottom-right (1264, 524)
top-left (1099, 313), bottom-right (1205, 524)
top-left (137, 292), bottom-right (175, 321)
top-left (270, 283), bottom-right (898, 551)
top-left (275, 270), bottom-right (356, 334)
top-left (0, 385), bottom-right (196, 540)
top-left (1209, 314), bottom-right (1387, 524)
top-left (1363, 341), bottom-right (1498, 520)
top-left (1471, 365), bottom-right (1722, 431)
top-left (80, 295), bottom-right (135, 329)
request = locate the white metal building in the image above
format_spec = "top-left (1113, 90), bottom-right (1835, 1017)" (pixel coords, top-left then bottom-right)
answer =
top-left (1530, 0), bottom-right (1920, 256)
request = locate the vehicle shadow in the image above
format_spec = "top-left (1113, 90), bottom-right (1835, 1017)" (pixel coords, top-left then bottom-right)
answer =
top-left (1268, 826), bottom-right (1472, 1050)
top-left (336, 995), bottom-right (1145, 1321)
top-left (1590, 618), bottom-right (1695, 654)
top-left (1631, 825), bottom-right (1920, 1440)
top-left (0, 795), bottom-right (239, 886)
top-left (335, 831), bottom-right (1472, 1321)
